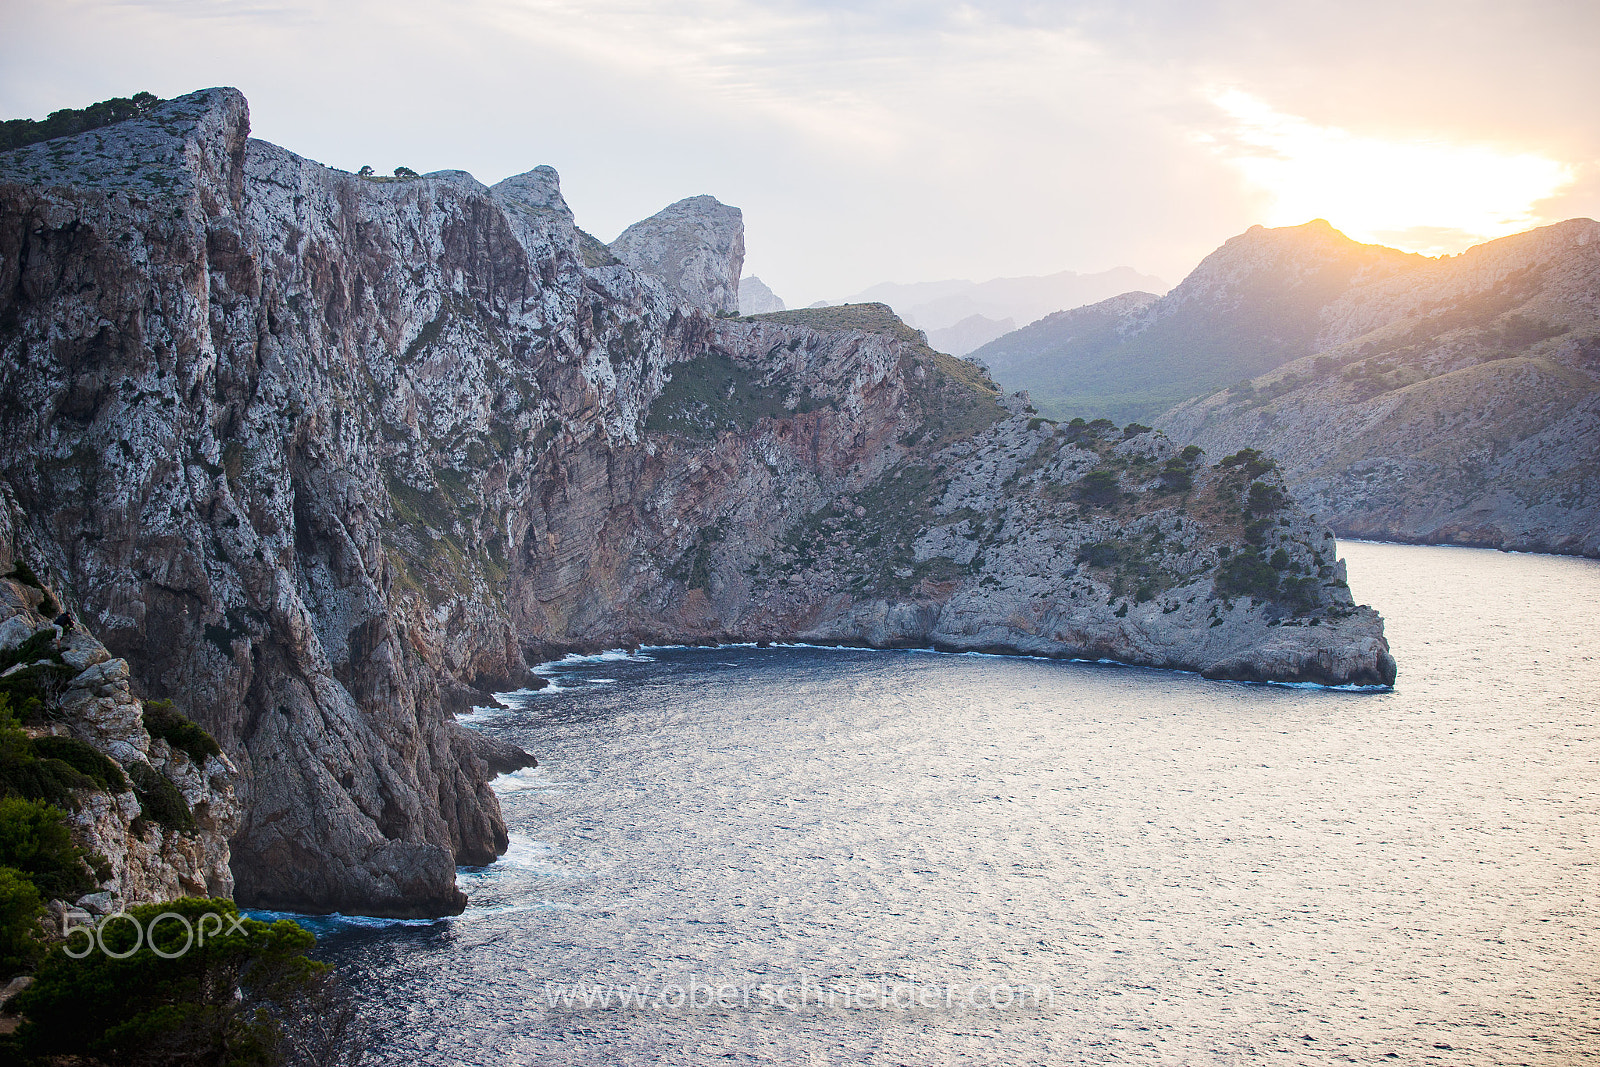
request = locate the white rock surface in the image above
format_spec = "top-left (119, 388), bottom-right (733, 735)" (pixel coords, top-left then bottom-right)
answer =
top-left (612, 195), bottom-right (745, 314)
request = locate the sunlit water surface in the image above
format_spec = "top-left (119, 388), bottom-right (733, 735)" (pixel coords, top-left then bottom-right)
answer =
top-left (309, 543), bottom-right (1600, 1065)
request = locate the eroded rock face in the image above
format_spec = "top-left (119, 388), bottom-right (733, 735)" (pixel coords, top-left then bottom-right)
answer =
top-left (611, 195), bottom-right (744, 315)
top-left (0, 89), bottom-right (1393, 917)
top-left (0, 502), bottom-right (239, 919)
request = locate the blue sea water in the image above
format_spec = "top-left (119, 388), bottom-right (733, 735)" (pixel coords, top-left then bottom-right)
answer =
top-left (316, 542), bottom-right (1600, 1065)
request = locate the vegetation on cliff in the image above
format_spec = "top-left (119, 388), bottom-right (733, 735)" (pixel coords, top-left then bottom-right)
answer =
top-left (0, 93), bottom-right (164, 153)
top-left (2, 898), bottom-right (362, 1066)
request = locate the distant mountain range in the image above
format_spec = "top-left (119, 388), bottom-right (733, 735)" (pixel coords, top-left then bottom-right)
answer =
top-left (965, 217), bottom-right (1598, 555)
top-left (926, 313), bottom-right (1014, 356)
top-left (970, 220), bottom-right (1425, 422)
top-left (823, 267), bottom-right (1168, 354)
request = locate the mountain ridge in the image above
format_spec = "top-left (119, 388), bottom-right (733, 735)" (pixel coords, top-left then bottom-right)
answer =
top-left (1158, 218), bottom-right (1600, 557)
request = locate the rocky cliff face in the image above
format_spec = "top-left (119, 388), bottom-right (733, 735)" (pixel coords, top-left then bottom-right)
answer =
top-left (0, 496), bottom-right (239, 925)
top-left (610, 195), bottom-right (744, 315)
top-left (1160, 220), bottom-right (1600, 557)
top-left (0, 89), bottom-right (1393, 917)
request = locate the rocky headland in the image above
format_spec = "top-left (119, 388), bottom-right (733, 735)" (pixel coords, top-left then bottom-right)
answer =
top-left (0, 89), bottom-right (1394, 917)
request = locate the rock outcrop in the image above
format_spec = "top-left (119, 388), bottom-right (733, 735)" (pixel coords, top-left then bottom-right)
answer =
top-left (0, 89), bottom-right (1393, 917)
top-left (1159, 220), bottom-right (1600, 557)
top-left (738, 275), bottom-right (785, 315)
top-left (0, 497), bottom-right (240, 924)
top-left (611, 195), bottom-right (744, 315)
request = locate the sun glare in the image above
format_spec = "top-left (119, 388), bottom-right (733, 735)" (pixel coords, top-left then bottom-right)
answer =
top-left (1206, 90), bottom-right (1575, 255)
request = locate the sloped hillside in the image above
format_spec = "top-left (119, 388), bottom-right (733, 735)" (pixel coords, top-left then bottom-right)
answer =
top-left (1160, 220), bottom-right (1600, 556)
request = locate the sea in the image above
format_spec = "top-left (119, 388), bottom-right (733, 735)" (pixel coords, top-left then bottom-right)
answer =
top-left (303, 541), bottom-right (1600, 1065)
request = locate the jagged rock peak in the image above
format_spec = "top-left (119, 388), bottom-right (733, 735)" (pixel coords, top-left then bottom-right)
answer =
top-left (611, 194), bottom-right (745, 315)
top-left (491, 164), bottom-right (578, 253)
top-left (739, 275), bottom-right (785, 315)
top-left (492, 165), bottom-right (571, 218)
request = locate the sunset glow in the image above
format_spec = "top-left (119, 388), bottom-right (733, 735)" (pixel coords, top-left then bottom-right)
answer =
top-left (1207, 89), bottom-right (1576, 255)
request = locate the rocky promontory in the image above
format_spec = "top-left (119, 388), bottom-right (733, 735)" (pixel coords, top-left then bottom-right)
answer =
top-left (0, 89), bottom-right (1394, 917)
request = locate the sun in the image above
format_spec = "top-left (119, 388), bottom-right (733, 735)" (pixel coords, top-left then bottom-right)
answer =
top-left (1203, 90), bottom-right (1576, 255)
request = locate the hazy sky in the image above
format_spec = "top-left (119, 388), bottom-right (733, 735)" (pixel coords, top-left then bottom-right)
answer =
top-left (4, 0), bottom-right (1597, 304)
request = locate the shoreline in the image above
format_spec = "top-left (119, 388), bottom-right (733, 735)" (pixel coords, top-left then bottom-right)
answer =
top-left (492, 639), bottom-right (1395, 698)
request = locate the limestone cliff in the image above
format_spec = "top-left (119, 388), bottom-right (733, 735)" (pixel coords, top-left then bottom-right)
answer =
top-left (0, 495), bottom-right (239, 926)
top-left (0, 89), bottom-right (1393, 917)
top-left (610, 195), bottom-right (744, 315)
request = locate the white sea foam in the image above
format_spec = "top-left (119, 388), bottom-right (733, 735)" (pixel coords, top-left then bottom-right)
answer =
top-left (490, 767), bottom-right (562, 794)
top-left (509, 677), bottom-right (575, 695)
top-left (457, 835), bottom-right (584, 880)
top-left (493, 686), bottom-right (551, 699)
top-left (244, 909), bottom-right (442, 930)
top-left (537, 649), bottom-right (657, 670)
top-left (456, 704), bottom-right (510, 724)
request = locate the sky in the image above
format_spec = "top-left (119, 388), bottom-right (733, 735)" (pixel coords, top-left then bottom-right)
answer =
top-left (3, 0), bottom-right (1597, 305)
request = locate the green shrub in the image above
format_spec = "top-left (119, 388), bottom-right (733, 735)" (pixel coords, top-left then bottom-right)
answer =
top-left (0, 92), bottom-right (162, 152)
top-left (1075, 542), bottom-right (1121, 568)
top-left (0, 756), bottom-right (94, 812)
top-left (6, 897), bottom-right (362, 1066)
top-left (0, 658), bottom-right (75, 725)
top-left (1213, 549), bottom-right (1279, 602)
top-left (3, 558), bottom-right (43, 590)
top-left (2, 558), bottom-right (57, 617)
top-left (1074, 469), bottom-right (1121, 507)
top-left (1219, 448), bottom-right (1276, 480)
top-left (1247, 482), bottom-right (1287, 514)
top-left (0, 699), bottom-right (98, 810)
top-left (0, 796), bottom-right (94, 902)
top-left (30, 736), bottom-right (128, 793)
top-left (1180, 445), bottom-right (1203, 462)
top-left (0, 865), bottom-right (44, 976)
top-left (1121, 422), bottom-right (1152, 438)
top-left (0, 630), bottom-right (58, 675)
top-left (142, 700), bottom-right (221, 765)
top-left (128, 762), bottom-right (194, 834)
